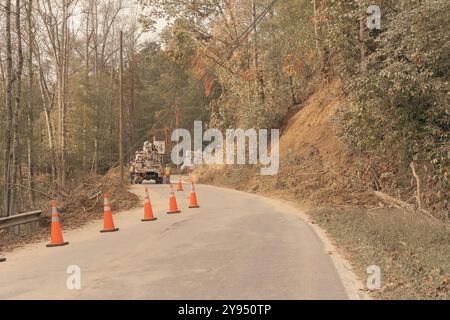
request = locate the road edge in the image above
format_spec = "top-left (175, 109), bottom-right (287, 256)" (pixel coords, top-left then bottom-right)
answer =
top-left (292, 207), bottom-right (370, 300)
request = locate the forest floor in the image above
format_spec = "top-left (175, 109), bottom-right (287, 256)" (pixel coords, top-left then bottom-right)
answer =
top-left (194, 81), bottom-right (450, 300)
top-left (0, 168), bottom-right (140, 253)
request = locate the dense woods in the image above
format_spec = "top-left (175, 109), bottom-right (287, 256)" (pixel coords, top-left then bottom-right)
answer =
top-left (1, 0), bottom-right (448, 217)
top-left (0, 0), bottom-right (208, 216)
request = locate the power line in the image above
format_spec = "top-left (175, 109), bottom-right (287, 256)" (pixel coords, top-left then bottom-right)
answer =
top-left (200, 0), bottom-right (279, 83)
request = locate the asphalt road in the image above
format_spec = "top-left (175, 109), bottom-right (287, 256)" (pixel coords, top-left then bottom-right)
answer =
top-left (0, 181), bottom-right (362, 300)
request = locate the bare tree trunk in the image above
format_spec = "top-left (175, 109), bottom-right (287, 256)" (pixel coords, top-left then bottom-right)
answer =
top-left (3, 0), bottom-right (13, 216)
top-left (43, 106), bottom-right (56, 180)
top-left (82, 0), bottom-right (91, 171)
top-left (119, 31), bottom-right (124, 184)
top-left (58, 0), bottom-right (68, 188)
top-left (37, 56), bottom-right (57, 182)
top-left (92, 0), bottom-right (99, 174)
top-left (252, 0), bottom-right (265, 105)
top-left (10, 0), bottom-right (25, 215)
top-left (27, 0), bottom-right (35, 206)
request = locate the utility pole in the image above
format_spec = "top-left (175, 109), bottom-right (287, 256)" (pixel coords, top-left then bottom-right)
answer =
top-left (119, 30), bottom-right (124, 184)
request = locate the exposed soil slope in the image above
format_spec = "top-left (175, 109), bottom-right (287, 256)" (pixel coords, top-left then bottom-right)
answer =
top-left (198, 80), bottom-right (377, 208)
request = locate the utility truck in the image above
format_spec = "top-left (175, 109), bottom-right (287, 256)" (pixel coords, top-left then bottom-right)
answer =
top-left (130, 139), bottom-right (166, 185)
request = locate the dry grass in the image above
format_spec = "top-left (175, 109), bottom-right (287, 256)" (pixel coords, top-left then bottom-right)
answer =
top-left (308, 207), bottom-right (449, 300)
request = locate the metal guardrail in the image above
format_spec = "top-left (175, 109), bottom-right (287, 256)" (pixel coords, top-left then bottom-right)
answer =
top-left (0, 211), bottom-right (42, 263)
top-left (0, 210), bottom-right (42, 230)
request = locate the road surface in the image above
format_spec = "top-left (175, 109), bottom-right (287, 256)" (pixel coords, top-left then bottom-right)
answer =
top-left (0, 182), bottom-right (363, 300)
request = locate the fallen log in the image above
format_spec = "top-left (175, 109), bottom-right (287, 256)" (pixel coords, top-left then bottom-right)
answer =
top-left (373, 191), bottom-right (438, 220)
top-left (373, 191), bottom-right (415, 211)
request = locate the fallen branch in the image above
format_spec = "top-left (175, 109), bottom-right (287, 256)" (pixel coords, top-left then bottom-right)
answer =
top-left (373, 191), bottom-right (414, 211)
top-left (373, 191), bottom-right (438, 221)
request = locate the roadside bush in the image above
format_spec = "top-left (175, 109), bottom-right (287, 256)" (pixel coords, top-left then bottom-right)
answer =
top-left (335, 0), bottom-right (450, 213)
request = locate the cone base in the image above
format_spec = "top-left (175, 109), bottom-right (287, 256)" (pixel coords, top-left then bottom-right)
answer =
top-left (100, 228), bottom-right (119, 233)
top-left (0, 257), bottom-right (6, 262)
top-left (142, 217), bottom-right (158, 222)
top-left (46, 242), bottom-right (69, 248)
top-left (177, 189), bottom-right (184, 192)
top-left (167, 211), bottom-right (181, 214)
top-left (189, 206), bottom-right (200, 209)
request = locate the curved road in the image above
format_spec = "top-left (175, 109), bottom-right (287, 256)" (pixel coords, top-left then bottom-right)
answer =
top-left (0, 182), bottom-right (363, 300)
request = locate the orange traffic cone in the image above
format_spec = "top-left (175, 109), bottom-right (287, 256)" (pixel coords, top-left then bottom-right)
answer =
top-left (46, 200), bottom-right (69, 247)
top-left (189, 181), bottom-right (200, 209)
top-left (167, 184), bottom-right (181, 214)
top-left (100, 194), bottom-right (119, 233)
top-left (142, 188), bottom-right (157, 222)
top-left (177, 176), bottom-right (184, 192)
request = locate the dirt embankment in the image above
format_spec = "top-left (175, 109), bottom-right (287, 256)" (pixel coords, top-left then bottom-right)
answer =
top-left (197, 80), bottom-right (377, 207)
top-left (0, 168), bottom-right (140, 252)
top-left (195, 80), bottom-right (450, 300)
